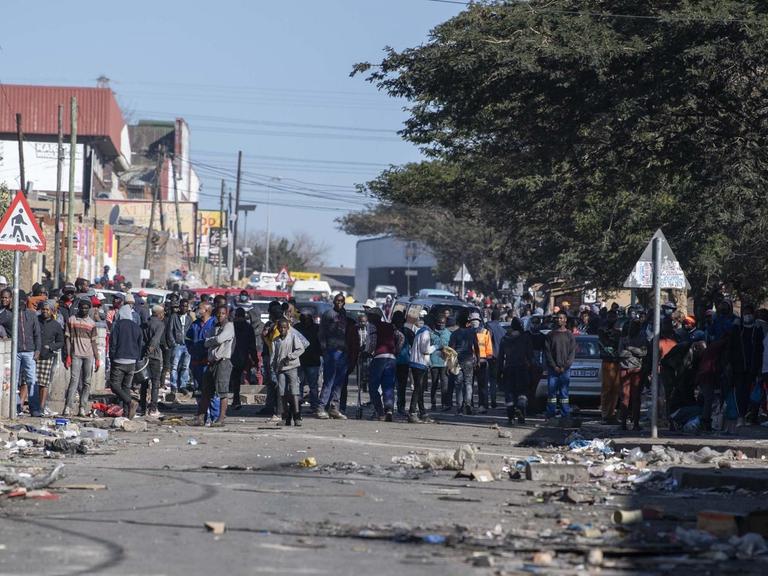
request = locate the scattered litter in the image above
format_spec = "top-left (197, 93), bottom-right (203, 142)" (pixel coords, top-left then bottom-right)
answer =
top-left (0, 464), bottom-right (64, 490)
top-left (151, 438), bottom-right (160, 444)
top-left (731, 533), bottom-right (768, 558)
top-left (421, 534), bottom-right (446, 545)
top-left (612, 509), bottom-right (643, 525)
top-left (58, 484), bottom-right (107, 491)
top-left (392, 444), bottom-right (478, 472)
top-left (204, 521), bottom-right (226, 535)
top-left (81, 428), bottom-right (109, 442)
top-left (586, 548), bottom-right (603, 566)
top-left (568, 438), bottom-right (614, 456)
top-left (187, 438), bottom-right (199, 446)
top-left (24, 489), bottom-right (59, 500)
top-left (298, 457), bottom-right (318, 468)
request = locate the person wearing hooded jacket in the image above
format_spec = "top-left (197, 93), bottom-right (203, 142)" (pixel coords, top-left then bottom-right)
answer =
top-left (108, 305), bottom-right (144, 419)
top-left (407, 313), bottom-right (436, 423)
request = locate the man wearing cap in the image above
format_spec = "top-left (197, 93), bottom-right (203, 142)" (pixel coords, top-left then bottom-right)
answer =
top-left (124, 292), bottom-right (141, 324)
top-left (167, 298), bottom-right (193, 394)
top-left (37, 300), bottom-right (64, 416)
top-left (0, 275), bottom-right (8, 291)
top-left (59, 284), bottom-right (77, 325)
top-left (63, 297), bottom-right (100, 417)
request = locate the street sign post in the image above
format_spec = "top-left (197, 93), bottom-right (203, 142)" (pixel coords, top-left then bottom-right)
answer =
top-left (624, 229), bottom-right (688, 439)
top-left (454, 263), bottom-right (472, 299)
top-left (0, 190), bottom-right (47, 419)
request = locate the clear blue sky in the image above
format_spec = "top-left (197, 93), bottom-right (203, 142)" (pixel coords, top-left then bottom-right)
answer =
top-left (0, 0), bottom-right (462, 268)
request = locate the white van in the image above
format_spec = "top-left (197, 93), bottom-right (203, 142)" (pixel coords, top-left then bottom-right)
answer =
top-left (292, 279), bottom-right (332, 302)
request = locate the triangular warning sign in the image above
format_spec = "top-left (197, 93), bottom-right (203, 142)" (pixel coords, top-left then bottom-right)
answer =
top-left (0, 190), bottom-right (47, 252)
top-left (276, 267), bottom-right (292, 283)
top-left (624, 229), bottom-right (689, 290)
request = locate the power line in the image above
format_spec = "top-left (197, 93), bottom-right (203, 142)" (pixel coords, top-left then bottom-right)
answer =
top-left (194, 150), bottom-right (389, 168)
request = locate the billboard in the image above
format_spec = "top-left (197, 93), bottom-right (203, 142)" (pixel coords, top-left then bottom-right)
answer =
top-left (96, 199), bottom-right (197, 254)
top-left (0, 140), bottom-right (85, 192)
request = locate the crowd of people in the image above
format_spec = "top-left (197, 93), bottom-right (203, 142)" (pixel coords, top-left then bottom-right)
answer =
top-left (1, 268), bottom-right (766, 436)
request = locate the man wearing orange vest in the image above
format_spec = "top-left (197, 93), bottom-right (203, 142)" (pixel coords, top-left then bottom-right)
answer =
top-left (471, 312), bottom-right (495, 413)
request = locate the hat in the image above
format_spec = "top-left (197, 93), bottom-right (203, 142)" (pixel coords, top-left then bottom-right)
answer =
top-left (37, 299), bottom-right (53, 310)
top-left (96, 292), bottom-right (106, 302)
top-left (0, 275), bottom-right (7, 285)
top-left (364, 299), bottom-right (377, 309)
top-left (113, 292), bottom-right (125, 301)
top-left (125, 293), bottom-right (136, 304)
top-left (76, 296), bottom-right (92, 307)
top-left (468, 311), bottom-right (481, 321)
top-left (63, 283), bottom-right (76, 293)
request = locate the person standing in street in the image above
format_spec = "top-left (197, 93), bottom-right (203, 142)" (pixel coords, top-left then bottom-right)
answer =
top-left (317, 293), bottom-right (350, 419)
top-left (186, 302), bottom-right (215, 398)
top-left (194, 305), bottom-right (234, 427)
top-left (64, 298), bottom-right (100, 417)
top-left (36, 300), bottom-right (64, 416)
top-left (474, 312), bottom-right (494, 413)
top-left (141, 305), bottom-right (166, 416)
top-left (598, 310), bottom-right (622, 424)
top-left (108, 305), bottom-right (143, 419)
top-left (367, 308), bottom-right (402, 421)
top-left (295, 313), bottom-right (322, 411)
top-left (408, 314), bottom-right (436, 423)
top-left (486, 309), bottom-right (506, 409)
top-left (449, 313), bottom-right (481, 415)
top-left (498, 317), bottom-right (533, 425)
top-left (167, 298), bottom-right (193, 394)
top-left (544, 312), bottom-right (577, 419)
top-left (429, 316), bottom-right (451, 411)
top-left (618, 318), bottom-right (648, 430)
top-left (270, 318), bottom-right (306, 426)
top-left (230, 307), bottom-right (258, 410)
top-left (15, 291), bottom-right (41, 416)
top-left (392, 310), bottom-right (411, 416)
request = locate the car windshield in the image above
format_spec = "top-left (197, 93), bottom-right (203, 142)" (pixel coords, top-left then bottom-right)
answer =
top-left (576, 338), bottom-right (602, 358)
top-left (431, 304), bottom-right (473, 323)
top-left (145, 294), bottom-right (164, 306)
top-left (293, 291), bottom-right (328, 302)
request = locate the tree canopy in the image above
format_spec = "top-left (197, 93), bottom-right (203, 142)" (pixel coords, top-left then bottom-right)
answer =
top-left (342, 0), bottom-right (768, 300)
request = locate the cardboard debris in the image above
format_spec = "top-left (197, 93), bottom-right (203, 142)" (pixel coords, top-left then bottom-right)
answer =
top-left (205, 521), bottom-right (226, 535)
top-left (59, 484), bottom-right (108, 491)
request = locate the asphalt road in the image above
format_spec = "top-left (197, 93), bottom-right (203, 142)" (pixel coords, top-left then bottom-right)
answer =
top-left (1, 400), bottom-right (767, 576)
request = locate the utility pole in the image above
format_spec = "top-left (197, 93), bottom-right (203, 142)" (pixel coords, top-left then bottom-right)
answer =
top-left (66, 96), bottom-right (77, 281)
top-left (16, 114), bottom-right (25, 191)
top-left (143, 150), bottom-right (163, 282)
top-left (157, 147), bottom-right (166, 232)
top-left (227, 190), bottom-right (235, 282)
top-left (231, 150), bottom-right (242, 284)
top-left (53, 105), bottom-right (64, 288)
top-left (171, 151), bottom-right (188, 269)
top-left (217, 179), bottom-right (225, 286)
top-left (265, 186), bottom-right (271, 273)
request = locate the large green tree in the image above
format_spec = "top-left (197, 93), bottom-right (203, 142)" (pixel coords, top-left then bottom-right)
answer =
top-left (343, 0), bottom-right (768, 300)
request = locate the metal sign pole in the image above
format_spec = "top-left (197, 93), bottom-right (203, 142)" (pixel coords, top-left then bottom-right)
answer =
top-left (9, 250), bottom-right (20, 419)
top-left (650, 237), bottom-right (661, 439)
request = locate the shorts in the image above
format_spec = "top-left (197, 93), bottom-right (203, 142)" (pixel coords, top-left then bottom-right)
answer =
top-left (277, 368), bottom-right (300, 397)
top-left (36, 356), bottom-right (57, 388)
top-left (203, 359), bottom-right (233, 400)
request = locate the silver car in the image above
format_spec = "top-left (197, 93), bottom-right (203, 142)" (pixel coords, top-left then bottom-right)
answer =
top-left (535, 335), bottom-right (603, 405)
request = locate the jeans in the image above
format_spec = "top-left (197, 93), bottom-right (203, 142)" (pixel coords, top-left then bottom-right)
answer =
top-left (141, 357), bottom-right (163, 411)
top-left (299, 365), bottom-right (320, 409)
top-left (546, 368), bottom-right (571, 417)
top-left (319, 350), bottom-right (347, 410)
top-left (395, 363), bottom-right (410, 413)
top-left (109, 362), bottom-right (135, 413)
top-left (445, 371), bottom-right (455, 408)
top-left (15, 351), bottom-right (39, 414)
top-left (455, 360), bottom-right (475, 408)
top-left (369, 357), bottom-right (396, 415)
top-left (170, 344), bottom-right (191, 391)
top-left (476, 360), bottom-right (490, 408)
top-left (488, 357), bottom-right (499, 407)
top-left (65, 356), bottom-right (93, 413)
top-left (429, 367), bottom-right (446, 407)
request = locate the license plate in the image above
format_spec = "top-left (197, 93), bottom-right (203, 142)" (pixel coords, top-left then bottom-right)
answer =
top-left (571, 368), bottom-right (598, 378)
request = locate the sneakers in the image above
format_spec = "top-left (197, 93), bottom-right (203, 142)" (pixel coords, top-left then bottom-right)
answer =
top-left (315, 409), bottom-right (330, 419)
top-left (384, 410), bottom-right (393, 422)
top-left (128, 400), bottom-right (138, 420)
top-left (42, 407), bottom-right (57, 417)
top-left (407, 412), bottom-right (424, 424)
top-left (148, 409), bottom-right (163, 418)
top-left (328, 408), bottom-right (347, 420)
top-left (77, 408), bottom-right (88, 418)
top-left (62, 407), bottom-right (71, 417)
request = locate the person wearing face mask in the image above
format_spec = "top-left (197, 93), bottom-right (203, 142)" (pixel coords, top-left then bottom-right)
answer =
top-left (730, 304), bottom-right (763, 426)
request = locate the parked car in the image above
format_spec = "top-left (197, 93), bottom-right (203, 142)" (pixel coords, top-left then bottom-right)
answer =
top-left (415, 288), bottom-right (457, 300)
top-left (390, 298), bottom-right (480, 324)
top-left (533, 335), bottom-right (603, 411)
top-left (373, 285), bottom-right (397, 305)
top-left (131, 288), bottom-right (172, 307)
top-left (295, 301), bottom-right (332, 325)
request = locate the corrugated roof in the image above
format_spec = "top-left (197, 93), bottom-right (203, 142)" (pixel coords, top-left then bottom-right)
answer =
top-left (0, 84), bottom-right (126, 156)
